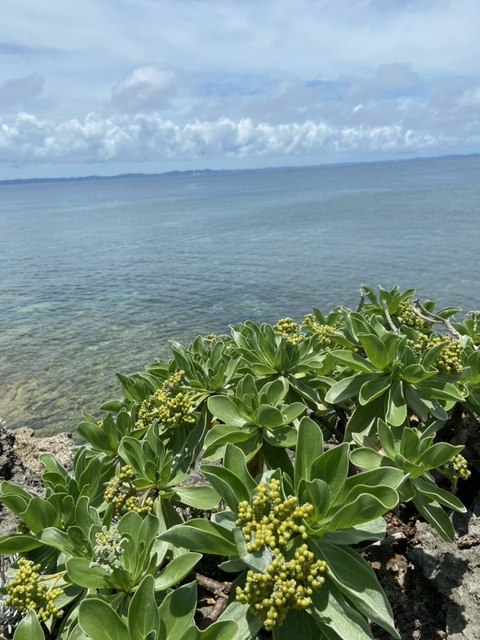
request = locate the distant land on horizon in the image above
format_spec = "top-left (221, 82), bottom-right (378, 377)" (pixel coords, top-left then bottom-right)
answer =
top-left (0, 152), bottom-right (477, 187)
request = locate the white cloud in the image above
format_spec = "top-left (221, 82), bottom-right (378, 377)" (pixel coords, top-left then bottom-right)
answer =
top-left (109, 64), bottom-right (184, 113)
top-left (2, 0), bottom-right (480, 174)
top-left (0, 112), bottom-right (465, 167)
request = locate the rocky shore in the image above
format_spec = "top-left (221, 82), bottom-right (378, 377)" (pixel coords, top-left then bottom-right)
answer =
top-left (0, 425), bottom-right (479, 639)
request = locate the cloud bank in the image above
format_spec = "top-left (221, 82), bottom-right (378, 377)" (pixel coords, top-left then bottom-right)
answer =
top-left (1, 1), bottom-right (480, 176)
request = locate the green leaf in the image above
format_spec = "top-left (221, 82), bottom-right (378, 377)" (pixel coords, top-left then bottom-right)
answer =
top-left (159, 519), bottom-right (237, 556)
top-left (78, 598), bottom-right (128, 640)
top-left (280, 402), bottom-right (306, 424)
top-left (420, 442), bottom-right (464, 471)
top-left (129, 575), bottom-right (159, 640)
top-left (350, 448), bottom-right (385, 470)
top-left (234, 526), bottom-right (272, 573)
top-left (325, 374), bottom-right (374, 405)
top-left (294, 417), bottom-right (324, 493)
top-left (401, 364), bottom-right (435, 384)
top-left (66, 558), bottom-right (112, 589)
top-left (197, 620), bottom-right (239, 640)
top-left (359, 375), bottom-right (391, 405)
top-left (301, 478), bottom-right (329, 521)
top-left (223, 444), bottom-right (257, 495)
top-left (175, 485), bottom-right (220, 510)
top-left (200, 465), bottom-right (251, 512)
top-left (218, 601), bottom-right (263, 640)
top-left (207, 396), bottom-right (246, 426)
top-left (412, 492), bottom-right (455, 542)
top-left (272, 609), bottom-right (321, 640)
top-left (203, 424), bottom-right (258, 458)
top-left (414, 477), bottom-right (466, 513)
top-left (263, 425), bottom-right (297, 449)
top-left (0, 534), bottom-right (43, 554)
top-left (311, 539), bottom-right (399, 639)
top-left (377, 419), bottom-right (397, 460)
top-left (255, 405), bottom-right (284, 428)
top-left (386, 381), bottom-right (407, 426)
top-left (311, 582), bottom-right (374, 640)
top-left (310, 443), bottom-right (350, 506)
top-left (329, 351), bottom-right (378, 373)
top-left (154, 553), bottom-right (202, 591)
top-left (158, 582), bottom-right (197, 640)
top-left (328, 487), bottom-right (398, 530)
top-left (358, 333), bottom-right (390, 370)
top-left (13, 610), bottom-right (45, 640)
top-left (39, 527), bottom-right (79, 556)
top-left (321, 517), bottom-right (386, 546)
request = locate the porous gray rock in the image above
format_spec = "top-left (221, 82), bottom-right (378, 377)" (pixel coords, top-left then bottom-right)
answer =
top-left (407, 501), bottom-right (480, 640)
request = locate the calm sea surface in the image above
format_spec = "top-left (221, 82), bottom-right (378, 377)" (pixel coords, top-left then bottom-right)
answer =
top-left (1, 156), bottom-right (480, 434)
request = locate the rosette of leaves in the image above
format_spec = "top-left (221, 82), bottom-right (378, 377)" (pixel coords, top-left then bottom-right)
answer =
top-left (230, 320), bottom-right (334, 384)
top-left (359, 285), bottom-right (462, 333)
top-left (160, 419), bottom-right (404, 640)
top-left (115, 419), bottom-right (220, 520)
top-left (2, 581), bottom-right (239, 640)
top-left (350, 419), bottom-right (467, 541)
top-left (324, 315), bottom-right (466, 437)
top-left (205, 375), bottom-right (305, 472)
top-left (0, 501), bottom-right (204, 638)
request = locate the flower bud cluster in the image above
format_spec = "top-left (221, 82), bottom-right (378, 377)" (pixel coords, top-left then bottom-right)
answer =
top-left (136, 370), bottom-right (196, 430)
top-left (302, 315), bottom-right (335, 347)
top-left (104, 465), bottom-right (155, 516)
top-left (235, 479), bottom-right (326, 630)
top-left (90, 524), bottom-right (126, 573)
top-left (273, 318), bottom-right (304, 345)
top-left (396, 301), bottom-right (428, 329)
top-left (444, 453), bottom-right (471, 483)
top-left (408, 334), bottom-right (463, 373)
top-left (5, 558), bottom-right (64, 623)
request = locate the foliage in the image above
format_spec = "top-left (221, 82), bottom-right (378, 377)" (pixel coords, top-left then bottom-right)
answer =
top-left (0, 285), bottom-right (477, 639)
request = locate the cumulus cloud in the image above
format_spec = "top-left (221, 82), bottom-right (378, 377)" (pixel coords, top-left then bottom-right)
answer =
top-left (0, 112), bottom-right (467, 167)
top-left (109, 64), bottom-right (184, 113)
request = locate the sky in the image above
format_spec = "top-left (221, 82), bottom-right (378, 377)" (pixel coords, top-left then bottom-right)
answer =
top-left (1, 0), bottom-right (480, 179)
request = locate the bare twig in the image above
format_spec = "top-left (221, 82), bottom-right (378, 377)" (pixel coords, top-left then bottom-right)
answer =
top-left (380, 298), bottom-right (399, 335)
top-left (412, 299), bottom-right (462, 340)
top-left (356, 290), bottom-right (366, 312)
top-left (196, 573), bottom-right (231, 627)
top-left (308, 410), bottom-right (344, 441)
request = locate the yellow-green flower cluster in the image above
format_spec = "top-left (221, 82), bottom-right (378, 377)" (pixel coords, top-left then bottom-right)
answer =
top-left (408, 334), bottom-right (463, 373)
top-left (90, 524), bottom-right (126, 573)
top-left (396, 301), bottom-right (428, 329)
top-left (273, 318), bottom-right (304, 345)
top-left (136, 370), bottom-right (196, 430)
top-left (302, 315), bottom-right (335, 347)
top-left (235, 479), bottom-right (326, 630)
top-left (104, 464), bottom-right (155, 516)
top-left (444, 453), bottom-right (471, 483)
top-left (5, 558), bottom-right (64, 623)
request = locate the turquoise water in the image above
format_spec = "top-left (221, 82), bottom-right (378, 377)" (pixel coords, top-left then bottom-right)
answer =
top-left (1, 156), bottom-right (480, 434)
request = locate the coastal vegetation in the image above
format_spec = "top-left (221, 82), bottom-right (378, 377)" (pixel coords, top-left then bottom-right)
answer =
top-left (0, 285), bottom-right (478, 639)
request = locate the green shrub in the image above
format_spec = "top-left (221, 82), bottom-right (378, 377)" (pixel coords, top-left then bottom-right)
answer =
top-left (0, 285), bottom-right (476, 639)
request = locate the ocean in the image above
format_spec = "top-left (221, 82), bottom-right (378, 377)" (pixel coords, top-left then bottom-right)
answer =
top-left (1, 155), bottom-right (479, 435)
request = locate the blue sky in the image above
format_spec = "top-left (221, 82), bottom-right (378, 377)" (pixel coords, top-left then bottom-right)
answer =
top-left (1, 0), bottom-right (480, 178)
